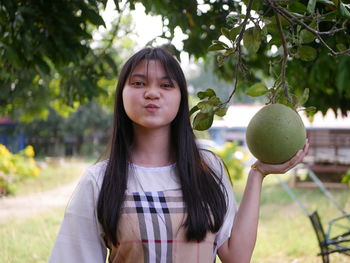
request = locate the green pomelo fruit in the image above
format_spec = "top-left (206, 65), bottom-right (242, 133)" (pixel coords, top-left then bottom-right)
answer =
top-left (246, 104), bottom-right (306, 164)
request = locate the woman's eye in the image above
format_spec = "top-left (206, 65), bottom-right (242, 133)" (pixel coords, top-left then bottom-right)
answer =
top-left (161, 83), bottom-right (174, 88)
top-left (132, 81), bottom-right (145, 87)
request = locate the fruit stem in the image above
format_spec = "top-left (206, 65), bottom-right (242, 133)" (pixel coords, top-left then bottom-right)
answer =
top-left (272, 9), bottom-right (289, 104)
top-left (222, 0), bottom-right (254, 106)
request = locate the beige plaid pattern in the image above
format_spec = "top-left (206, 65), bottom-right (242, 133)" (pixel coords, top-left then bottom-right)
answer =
top-left (106, 189), bottom-right (217, 263)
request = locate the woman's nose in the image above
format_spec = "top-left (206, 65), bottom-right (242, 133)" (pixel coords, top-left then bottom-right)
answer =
top-left (144, 85), bottom-right (160, 99)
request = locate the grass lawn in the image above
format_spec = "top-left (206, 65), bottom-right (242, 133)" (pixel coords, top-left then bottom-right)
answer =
top-left (253, 174), bottom-right (349, 263)
top-left (0, 207), bottom-right (65, 263)
top-left (1, 167), bottom-right (349, 262)
top-left (9, 158), bottom-right (90, 196)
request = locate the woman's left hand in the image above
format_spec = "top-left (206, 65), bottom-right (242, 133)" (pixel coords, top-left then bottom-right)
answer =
top-left (252, 139), bottom-right (310, 177)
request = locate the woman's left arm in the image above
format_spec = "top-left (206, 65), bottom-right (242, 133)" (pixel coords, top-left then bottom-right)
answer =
top-left (218, 140), bottom-right (309, 263)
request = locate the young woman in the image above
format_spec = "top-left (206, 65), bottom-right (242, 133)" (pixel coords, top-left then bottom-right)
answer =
top-left (49, 47), bottom-right (309, 263)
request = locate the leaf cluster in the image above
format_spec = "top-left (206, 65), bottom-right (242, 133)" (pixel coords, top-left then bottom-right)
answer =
top-left (2, 0), bottom-right (350, 124)
top-left (125, 0), bottom-right (350, 129)
top-left (205, 0), bottom-right (350, 118)
top-left (190, 89), bottom-right (228, 131)
top-left (0, 0), bottom-right (130, 120)
top-left (14, 101), bottom-right (113, 155)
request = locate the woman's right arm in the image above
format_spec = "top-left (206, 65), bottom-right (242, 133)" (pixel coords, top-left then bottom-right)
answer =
top-left (48, 169), bottom-right (107, 263)
top-left (218, 142), bottom-right (309, 263)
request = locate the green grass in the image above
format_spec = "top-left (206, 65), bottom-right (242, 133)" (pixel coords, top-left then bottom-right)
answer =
top-left (244, 174), bottom-right (349, 263)
top-left (1, 170), bottom-right (349, 263)
top-left (0, 207), bottom-right (65, 263)
top-left (9, 158), bottom-right (89, 196)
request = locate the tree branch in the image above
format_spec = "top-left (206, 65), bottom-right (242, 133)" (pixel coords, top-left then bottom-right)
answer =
top-left (235, 0), bottom-right (254, 53)
top-left (265, 0), bottom-right (350, 56)
top-left (273, 9), bottom-right (289, 104)
top-left (221, 0), bottom-right (254, 106)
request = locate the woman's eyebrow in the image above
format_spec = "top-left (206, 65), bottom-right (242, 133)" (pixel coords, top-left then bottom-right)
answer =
top-left (130, 73), bottom-right (147, 79)
top-left (130, 74), bottom-right (173, 81)
top-left (160, 76), bottom-right (174, 81)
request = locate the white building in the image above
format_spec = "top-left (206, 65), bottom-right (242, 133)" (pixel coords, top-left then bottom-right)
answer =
top-left (210, 104), bottom-right (350, 165)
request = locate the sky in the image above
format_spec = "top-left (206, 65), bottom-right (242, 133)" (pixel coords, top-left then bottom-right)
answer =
top-left (97, 0), bottom-right (193, 69)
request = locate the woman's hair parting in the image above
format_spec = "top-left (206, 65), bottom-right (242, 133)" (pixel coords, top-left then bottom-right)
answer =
top-left (97, 47), bottom-right (228, 246)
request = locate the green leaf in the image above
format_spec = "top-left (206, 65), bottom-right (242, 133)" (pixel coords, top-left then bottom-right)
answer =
top-left (193, 112), bottom-right (214, 131)
top-left (197, 88), bottom-right (216, 99)
top-left (246, 83), bottom-right (269, 97)
top-left (217, 55), bottom-right (225, 67)
top-left (208, 40), bottom-right (228, 52)
top-left (197, 92), bottom-right (206, 99)
top-left (336, 57), bottom-right (350, 93)
top-left (309, 19), bottom-right (317, 29)
top-left (307, 0), bottom-right (317, 14)
top-left (229, 26), bottom-right (241, 40)
top-left (215, 106), bottom-right (228, 117)
top-left (243, 26), bottom-right (262, 53)
top-left (212, 40), bottom-right (229, 48)
top-left (208, 43), bottom-right (226, 52)
top-left (298, 88), bottom-right (310, 106)
top-left (82, 7), bottom-right (106, 27)
top-left (288, 93), bottom-right (300, 109)
top-left (209, 96), bottom-right (221, 106)
top-left (269, 37), bottom-right (282, 46)
top-left (243, 0), bottom-right (261, 11)
top-left (336, 43), bottom-right (347, 51)
top-left (189, 105), bottom-right (199, 116)
top-left (113, 0), bottom-right (120, 11)
top-left (297, 45), bottom-right (317, 61)
top-left (18, 6), bottom-right (37, 16)
top-left (3, 44), bottom-right (21, 67)
top-left (226, 13), bottom-right (240, 27)
top-left (339, 1), bottom-right (350, 19)
top-left (221, 27), bottom-right (231, 40)
top-left (288, 2), bottom-right (307, 13)
top-left (34, 57), bottom-right (50, 75)
top-left (300, 29), bottom-right (316, 43)
top-left (197, 101), bottom-right (214, 113)
top-left (104, 54), bottom-right (118, 73)
top-left (303, 106), bottom-right (317, 113)
top-left (318, 0), bottom-right (335, 5)
top-left (323, 10), bottom-right (338, 21)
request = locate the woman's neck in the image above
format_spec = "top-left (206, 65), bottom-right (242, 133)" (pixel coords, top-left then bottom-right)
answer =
top-left (131, 125), bottom-right (174, 167)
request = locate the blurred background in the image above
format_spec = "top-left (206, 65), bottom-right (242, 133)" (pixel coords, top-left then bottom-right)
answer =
top-left (0, 0), bottom-right (349, 262)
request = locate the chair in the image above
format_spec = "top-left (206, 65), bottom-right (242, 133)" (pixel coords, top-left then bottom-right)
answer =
top-left (275, 168), bottom-right (350, 262)
top-left (308, 210), bottom-right (350, 263)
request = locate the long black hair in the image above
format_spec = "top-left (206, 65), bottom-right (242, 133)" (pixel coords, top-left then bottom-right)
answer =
top-left (97, 47), bottom-right (227, 246)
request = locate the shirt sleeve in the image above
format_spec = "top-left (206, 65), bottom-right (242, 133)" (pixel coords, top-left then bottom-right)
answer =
top-left (215, 162), bottom-right (237, 249)
top-left (201, 150), bottom-right (238, 249)
top-left (48, 168), bottom-right (107, 263)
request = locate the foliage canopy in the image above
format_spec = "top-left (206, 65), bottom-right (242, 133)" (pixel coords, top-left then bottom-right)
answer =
top-left (0, 0), bottom-right (132, 120)
top-left (1, 0), bottom-right (350, 127)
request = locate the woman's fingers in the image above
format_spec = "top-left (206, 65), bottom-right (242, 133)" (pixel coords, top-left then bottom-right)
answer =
top-left (256, 139), bottom-right (310, 175)
top-left (286, 150), bottom-right (303, 170)
top-left (286, 141), bottom-right (308, 169)
top-left (304, 139), bottom-right (310, 154)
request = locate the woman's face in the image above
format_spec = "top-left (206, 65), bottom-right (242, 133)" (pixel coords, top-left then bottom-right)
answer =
top-left (122, 59), bottom-right (181, 130)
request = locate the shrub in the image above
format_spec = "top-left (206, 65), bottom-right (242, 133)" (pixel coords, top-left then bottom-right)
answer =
top-left (213, 142), bottom-right (248, 182)
top-left (341, 169), bottom-right (350, 187)
top-left (0, 144), bottom-right (40, 195)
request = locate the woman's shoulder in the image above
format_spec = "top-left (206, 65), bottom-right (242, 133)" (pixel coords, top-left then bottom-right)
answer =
top-left (82, 159), bottom-right (108, 187)
top-left (199, 149), bottom-right (221, 166)
top-left (86, 159), bottom-right (108, 173)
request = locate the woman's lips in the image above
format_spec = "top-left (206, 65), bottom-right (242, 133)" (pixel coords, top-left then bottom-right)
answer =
top-left (145, 104), bottom-right (160, 112)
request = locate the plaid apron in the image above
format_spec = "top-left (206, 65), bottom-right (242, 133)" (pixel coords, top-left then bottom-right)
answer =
top-left (106, 189), bottom-right (218, 263)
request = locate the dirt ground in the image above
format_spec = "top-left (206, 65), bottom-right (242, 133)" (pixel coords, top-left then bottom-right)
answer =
top-left (0, 178), bottom-right (79, 223)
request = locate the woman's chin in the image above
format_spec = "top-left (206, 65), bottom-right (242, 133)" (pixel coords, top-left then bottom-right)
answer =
top-left (133, 121), bottom-right (171, 130)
